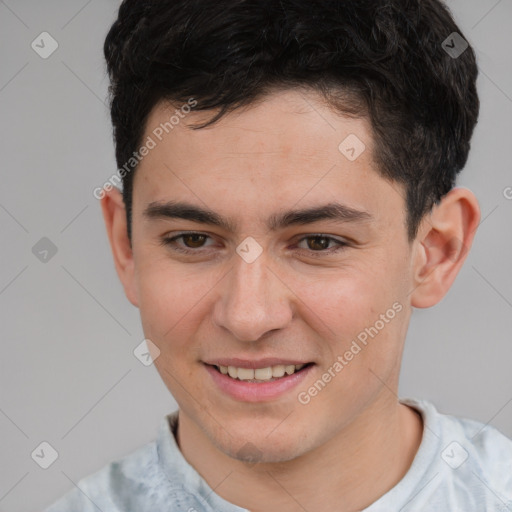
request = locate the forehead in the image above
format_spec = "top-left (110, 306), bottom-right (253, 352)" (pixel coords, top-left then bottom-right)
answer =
top-left (142, 89), bottom-right (374, 164)
top-left (132, 89), bottom-right (405, 233)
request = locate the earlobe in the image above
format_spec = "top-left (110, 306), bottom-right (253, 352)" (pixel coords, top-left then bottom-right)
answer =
top-left (410, 187), bottom-right (480, 308)
top-left (100, 187), bottom-right (139, 307)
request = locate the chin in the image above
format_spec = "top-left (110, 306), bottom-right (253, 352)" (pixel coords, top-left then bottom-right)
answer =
top-left (230, 442), bottom-right (304, 465)
top-left (214, 423), bottom-right (313, 465)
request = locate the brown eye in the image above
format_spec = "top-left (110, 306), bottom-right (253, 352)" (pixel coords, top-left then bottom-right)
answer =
top-left (160, 232), bottom-right (215, 254)
top-left (181, 233), bottom-right (207, 248)
top-left (306, 236), bottom-right (331, 251)
top-left (295, 234), bottom-right (348, 257)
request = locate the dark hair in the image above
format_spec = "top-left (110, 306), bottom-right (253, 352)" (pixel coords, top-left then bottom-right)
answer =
top-left (104, 0), bottom-right (479, 242)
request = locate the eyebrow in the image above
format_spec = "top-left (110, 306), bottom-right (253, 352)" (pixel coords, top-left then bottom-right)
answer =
top-left (143, 200), bottom-right (373, 232)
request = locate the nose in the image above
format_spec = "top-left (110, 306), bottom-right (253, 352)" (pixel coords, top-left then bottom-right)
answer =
top-left (212, 249), bottom-right (293, 342)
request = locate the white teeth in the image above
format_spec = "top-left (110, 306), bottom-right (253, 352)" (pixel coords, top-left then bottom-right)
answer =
top-left (236, 367), bottom-right (254, 380)
top-left (254, 367), bottom-right (273, 380)
top-left (217, 363), bottom-right (308, 381)
top-left (285, 364), bottom-right (295, 375)
top-left (272, 364), bottom-right (285, 378)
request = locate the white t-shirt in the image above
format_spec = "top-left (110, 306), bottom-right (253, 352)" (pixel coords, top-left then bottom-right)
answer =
top-left (44, 397), bottom-right (512, 511)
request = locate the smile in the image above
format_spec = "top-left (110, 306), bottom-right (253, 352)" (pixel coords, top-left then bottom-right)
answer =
top-left (214, 363), bottom-right (309, 382)
top-left (204, 362), bottom-right (315, 402)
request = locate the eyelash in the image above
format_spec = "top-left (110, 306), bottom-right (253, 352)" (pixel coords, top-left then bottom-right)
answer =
top-left (160, 232), bottom-right (348, 257)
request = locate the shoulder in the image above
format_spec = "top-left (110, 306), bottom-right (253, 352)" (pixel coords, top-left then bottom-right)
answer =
top-left (439, 408), bottom-right (512, 491)
top-left (43, 439), bottom-right (177, 511)
top-left (404, 397), bottom-right (512, 508)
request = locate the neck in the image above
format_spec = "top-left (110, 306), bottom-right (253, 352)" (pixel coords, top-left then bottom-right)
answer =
top-left (176, 394), bottom-right (423, 512)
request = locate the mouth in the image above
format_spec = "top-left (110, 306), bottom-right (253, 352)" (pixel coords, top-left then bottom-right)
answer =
top-left (203, 361), bottom-right (315, 402)
top-left (208, 362), bottom-right (314, 383)
top-left (202, 354), bottom-right (317, 402)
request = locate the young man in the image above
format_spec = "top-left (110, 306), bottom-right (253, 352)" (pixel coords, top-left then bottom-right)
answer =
top-left (46, 0), bottom-right (512, 510)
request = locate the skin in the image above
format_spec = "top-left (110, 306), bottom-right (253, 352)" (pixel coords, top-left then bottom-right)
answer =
top-left (101, 89), bottom-right (480, 511)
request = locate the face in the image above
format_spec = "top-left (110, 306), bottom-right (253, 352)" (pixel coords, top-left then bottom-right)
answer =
top-left (128, 89), bottom-right (416, 463)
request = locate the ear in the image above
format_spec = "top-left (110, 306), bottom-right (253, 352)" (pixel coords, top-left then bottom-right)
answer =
top-left (410, 187), bottom-right (480, 308)
top-left (100, 187), bottom-right (139, 307)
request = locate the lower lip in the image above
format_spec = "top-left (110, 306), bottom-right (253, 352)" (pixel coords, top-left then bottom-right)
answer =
top-left (204, 363), bottom-right (314, 402)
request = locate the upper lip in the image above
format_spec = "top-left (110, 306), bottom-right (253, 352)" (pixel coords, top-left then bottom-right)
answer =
top-left (204, 358), bottom-right (313, 369)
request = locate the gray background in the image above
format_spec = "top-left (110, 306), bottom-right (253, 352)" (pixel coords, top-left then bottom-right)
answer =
top-left (0, 1), bottom-right (511, 510)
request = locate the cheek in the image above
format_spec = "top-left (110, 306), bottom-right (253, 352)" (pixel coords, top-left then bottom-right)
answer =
top-left (135, 259), bottom-right (210, 352)
top-left (136, 265), bottom-right (210, 400)
top-left (295, 273), bottom-right (407, 418)
top-left (293, 263), bottom-right (399, 328)
top-left (292, 260), bottom-right (408, 367)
